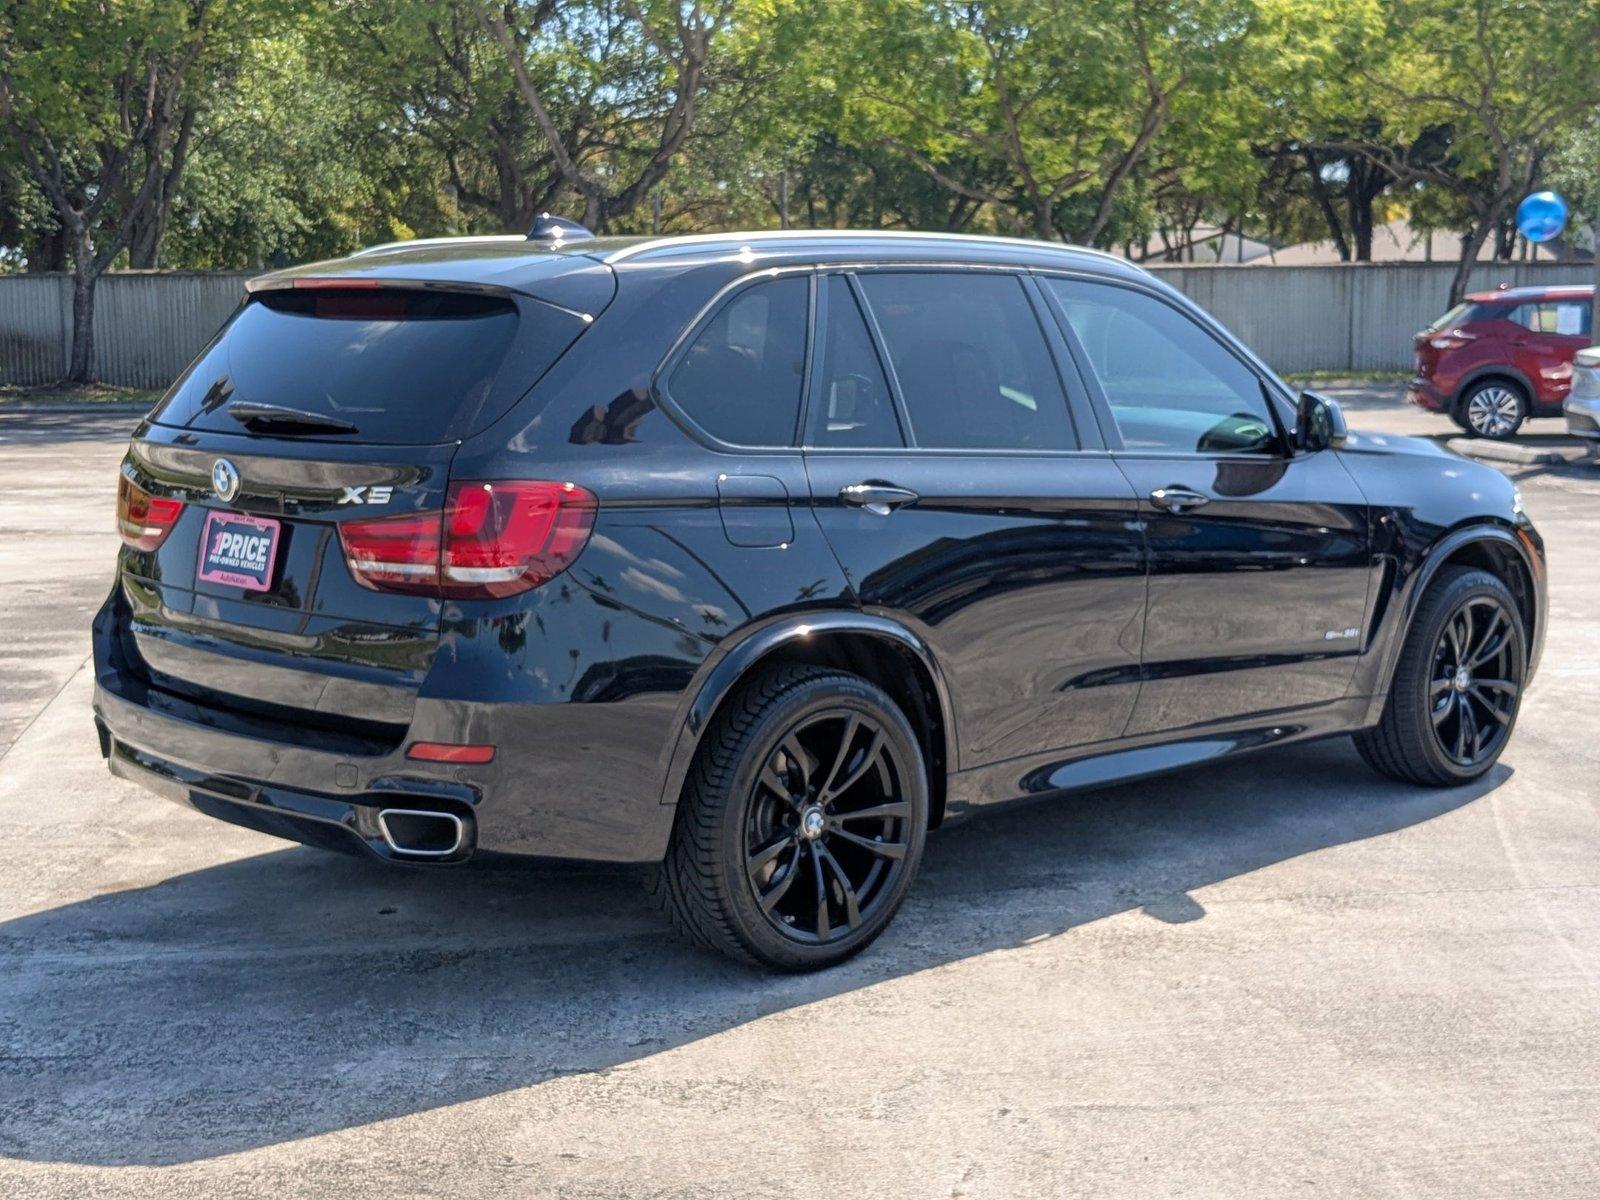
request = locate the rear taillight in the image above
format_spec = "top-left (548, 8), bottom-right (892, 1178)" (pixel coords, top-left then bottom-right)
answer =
top-left (116, 475), bottom-right (184, 552)
top-left (338, 480), bottom-right (596, 599)
top-left (338, 511), bottom-right (442, 592)
top-left (1429, 328), bottom-right (1475, 350)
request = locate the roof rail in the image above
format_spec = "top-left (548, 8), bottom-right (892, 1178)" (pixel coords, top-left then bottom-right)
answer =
top-left (598, 227), bottom-right (1132, 269)
top-left (528, 213), bottom-right (595, 243)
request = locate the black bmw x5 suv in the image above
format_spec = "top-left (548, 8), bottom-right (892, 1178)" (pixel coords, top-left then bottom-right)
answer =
top-left (94, 227), bottom-right (1546, 970)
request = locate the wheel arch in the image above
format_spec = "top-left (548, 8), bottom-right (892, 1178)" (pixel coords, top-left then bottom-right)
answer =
top-left (1453, 366), bottom-right (1534, 414)
top-left (1365, 522), bottom-right (1543, 723)
top-left (659, 613), bottom-right (957, 828)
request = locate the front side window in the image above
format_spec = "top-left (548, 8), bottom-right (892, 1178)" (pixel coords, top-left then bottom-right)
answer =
top-left (666, 276), bottom-right (808, 446)
top-left (1047, 278), bottom-right (1279, 455)
top-left (855, 272), bottom-right (1076, 451)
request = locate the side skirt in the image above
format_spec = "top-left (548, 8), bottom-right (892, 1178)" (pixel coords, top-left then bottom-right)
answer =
top-left (943, 696), bottom-right (1375, 823)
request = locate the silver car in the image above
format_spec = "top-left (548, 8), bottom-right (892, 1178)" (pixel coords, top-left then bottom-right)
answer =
top-left (1567, 345), bottom-right (1600, 442)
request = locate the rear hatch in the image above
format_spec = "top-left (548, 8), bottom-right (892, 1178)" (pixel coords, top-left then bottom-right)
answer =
top-left (113, 279), bottom-right (592, 750)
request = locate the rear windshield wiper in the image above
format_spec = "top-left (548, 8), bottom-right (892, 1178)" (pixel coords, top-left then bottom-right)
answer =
top-left (226, 401), bottom-right (359, 436)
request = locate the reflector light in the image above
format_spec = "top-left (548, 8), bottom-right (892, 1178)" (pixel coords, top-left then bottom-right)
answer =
top-left (338, 480), bottom-right (596, 599)
top-left (406, 742), bottom-right (497, 764)
top-left (116, 475), bottom-right (185, 551)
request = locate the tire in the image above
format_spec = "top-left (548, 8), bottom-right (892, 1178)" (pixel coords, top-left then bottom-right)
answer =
top-left (651, 664), bottom-right (929, 971)
top-left (1458, 378), bottom-right (1528, 440)
top-left (1354, 566), bottom-right (1527, 786)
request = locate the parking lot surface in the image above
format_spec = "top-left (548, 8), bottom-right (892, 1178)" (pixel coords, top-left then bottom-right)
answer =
top-left (2, 392), bottom-right (1598, 1198)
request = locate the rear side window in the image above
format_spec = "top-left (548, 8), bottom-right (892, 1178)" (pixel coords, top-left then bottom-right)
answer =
top-left (856, 272), bottom-right (1076, 451)
top-left (150, 288), bottom-right (560, 445)
top-left (666, 277), bottom-right (808, 446)
top-left (1428, 301), bottom-right (1509, 331)
top-left (810, 276), bottom-right (904, 447)
top-left (1511, 301), bottom-right (1591, 337)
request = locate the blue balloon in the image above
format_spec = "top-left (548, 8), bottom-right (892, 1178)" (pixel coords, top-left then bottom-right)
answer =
top-left (1516, 191), bottom-right (1569, 243)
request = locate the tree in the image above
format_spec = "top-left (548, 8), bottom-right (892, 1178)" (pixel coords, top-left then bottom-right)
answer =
top-left (821, 0), bottom-right (1251, 246)
top-left (1344, 0), bottom-right (1600, 302)
top-left (1547, 107), bottom-right (1600, 340)
top-left (476, 0), bottom-right (740, 232)
top-left (0, 0), bottom-right (285, 381)
top-left (170, 20), bottom-right (446, 268)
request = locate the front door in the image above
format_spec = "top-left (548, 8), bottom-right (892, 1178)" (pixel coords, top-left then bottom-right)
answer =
top-left (801, 269), bottom-right (1148, 769)
top-left (1043, 274), bottom-right (1373, 736)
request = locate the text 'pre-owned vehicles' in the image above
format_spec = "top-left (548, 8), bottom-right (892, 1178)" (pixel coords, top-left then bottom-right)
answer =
top-left (95, 224), bottom-right (1546, 970)
top-left (1409, 283), bottom-right (1595, 439)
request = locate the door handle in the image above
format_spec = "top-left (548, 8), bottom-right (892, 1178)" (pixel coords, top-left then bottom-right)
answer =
top-left (839, 482), bottom-right (920, 516)
top-left (1149, 485), bottom-right (1210, 514)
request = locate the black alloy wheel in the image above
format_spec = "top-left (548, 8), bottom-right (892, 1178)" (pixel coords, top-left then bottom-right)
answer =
top-left (1427, 595), bottom-right (1521, 769)
top-left (743, 709), bottom-right (912, 944)
top-left (1355, 566), bottom-right (1527, 786)
top-left (654, 664), bottom-right (929, 971)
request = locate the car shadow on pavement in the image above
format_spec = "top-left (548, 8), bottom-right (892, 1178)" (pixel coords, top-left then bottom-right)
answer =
top-left (0, 737), bottom-right (1507, 1167)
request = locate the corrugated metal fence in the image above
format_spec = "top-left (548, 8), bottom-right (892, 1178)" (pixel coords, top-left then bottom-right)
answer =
top-left (0, 262), bottom-right (1593, 388)
top-left (1155, 261), bottom-right (1594, 374)
top-left (0, 271), bottom-right (254, 388)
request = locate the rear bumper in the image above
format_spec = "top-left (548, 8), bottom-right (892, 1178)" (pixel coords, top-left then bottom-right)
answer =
top-left (92, 584), bottom-right (679, 865)
top-left (1407, 378), bottom-right (1450, 412)
top-left (96, 711), bottom-right (472, 862)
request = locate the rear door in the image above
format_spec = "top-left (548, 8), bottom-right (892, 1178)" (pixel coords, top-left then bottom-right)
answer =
top-left (801, 269), bottom-right (1146, 774)
top-left (1042, 274), bottom-right (1373, 736)
top-left (116, 282), bottom-right (591, 742)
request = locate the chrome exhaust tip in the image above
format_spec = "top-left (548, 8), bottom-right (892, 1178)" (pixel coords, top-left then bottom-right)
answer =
top-left (376, 808), bottom-right (466, 858)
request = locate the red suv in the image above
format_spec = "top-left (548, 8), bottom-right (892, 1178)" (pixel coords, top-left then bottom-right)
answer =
top-left (1409, 284), bottom-right (1594, 439)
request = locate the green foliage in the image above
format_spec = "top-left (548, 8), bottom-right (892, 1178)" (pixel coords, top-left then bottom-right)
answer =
top-left (2, 0), bottom-right (1599, 277)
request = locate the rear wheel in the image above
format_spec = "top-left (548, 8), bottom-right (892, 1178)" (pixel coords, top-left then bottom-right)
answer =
top-left (653, 664), bottom-right (928, 971)
top-left (1459, 379), bottom-right (1527, 439)
top-left (1354, 567), bottom-right (1526, 786)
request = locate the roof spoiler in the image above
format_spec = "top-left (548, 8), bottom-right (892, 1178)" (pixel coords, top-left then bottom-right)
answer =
top-left (527, 213), bottom-right (595, 243)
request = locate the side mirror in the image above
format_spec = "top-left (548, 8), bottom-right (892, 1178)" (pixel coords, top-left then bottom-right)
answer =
top-left (1295, 390), bottom-right (1348, 452)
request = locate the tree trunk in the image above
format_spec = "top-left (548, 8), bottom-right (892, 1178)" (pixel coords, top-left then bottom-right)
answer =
top-left (67, 252), bottom-right (98, 384)
top-left (1349, 190), bottom-right (1374, 261)
top-left (1450, 217), bottom-right (1494, 305)
top-left (1302, 147), bottom-right (1351, 261)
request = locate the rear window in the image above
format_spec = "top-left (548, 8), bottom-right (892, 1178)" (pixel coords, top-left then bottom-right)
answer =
top-left (152, 287), bottom-right (579, 444)
top-left (1427, 301), bottom-right (1508, 331)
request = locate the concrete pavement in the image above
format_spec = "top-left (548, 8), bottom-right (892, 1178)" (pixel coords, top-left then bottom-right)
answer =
top-left (2, 396), bottom-right (1598, 1198)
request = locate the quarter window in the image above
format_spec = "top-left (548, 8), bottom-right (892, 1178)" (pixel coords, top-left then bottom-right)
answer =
top-left (667, 276), bottom-right (808, 446)
top-left (855, 272), bottom-right (1076, 451)
top-left (1047, 278), bottom-right (1279, 455)
top-left (810, 276), bottom-right (904, 447)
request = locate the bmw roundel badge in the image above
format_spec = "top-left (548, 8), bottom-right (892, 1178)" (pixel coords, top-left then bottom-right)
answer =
top-left (212, 458), bottom-right (241, 503)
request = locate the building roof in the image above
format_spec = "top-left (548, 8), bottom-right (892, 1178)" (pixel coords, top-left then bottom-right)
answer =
top-left (1253, 217), bottom-right (1592, 266)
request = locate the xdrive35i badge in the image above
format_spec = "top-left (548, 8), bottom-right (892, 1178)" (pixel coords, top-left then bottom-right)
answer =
top-left (211, 458), bottom-right (240, 503)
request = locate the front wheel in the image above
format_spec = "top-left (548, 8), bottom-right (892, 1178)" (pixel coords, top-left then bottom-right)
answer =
top-left (653, 664), bottom-right (929, 971)
top-left (1354, 566), bottom-right (1527, 786)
